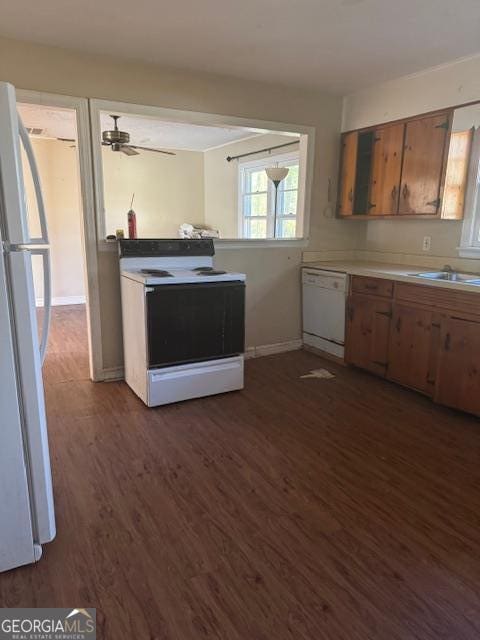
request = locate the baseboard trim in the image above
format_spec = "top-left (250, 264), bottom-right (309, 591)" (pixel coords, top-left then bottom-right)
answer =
top-left (245, 339), bottom-right (303, 359)
top-left (36, 295), bottom-right (86, 307)
top-left (303, 343), bottom-right (346, 366)
top-left (101, 366), bottom-right (125, 381)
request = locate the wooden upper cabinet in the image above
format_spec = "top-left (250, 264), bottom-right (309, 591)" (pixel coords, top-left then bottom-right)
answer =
top-left (336, 109), bottom-right (462, 219)
top-left (398, 113), bottom-right (450, 215)
top-left (369, 123), bottom-right (404, 216)
top-left (441, 128), bottom-right (473, 220)
top-left (338, 131), bottom-right (358, 216)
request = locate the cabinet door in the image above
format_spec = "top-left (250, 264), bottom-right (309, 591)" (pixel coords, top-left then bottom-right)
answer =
top-left (435, 316), bottom-right (480, 415)
top-left (441, 129), bottom-right (473, 220)
top-left (388, 305), bottom-right (441, 394)
top-left (345, 295), bottom-right (392, 377)
top-left (338, 132), bottom-right (358, 216)
top-left (399, 114), bottom-right (450, 215)
top-left (369, 123), bottom-right (404, 215)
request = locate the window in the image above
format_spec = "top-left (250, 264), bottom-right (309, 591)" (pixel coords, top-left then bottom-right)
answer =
top-left (239, 154), bottom-right (299, 239)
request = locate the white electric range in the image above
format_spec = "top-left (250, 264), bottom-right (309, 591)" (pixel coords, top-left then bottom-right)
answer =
top-left (119, 239), bottom-right (246, 407)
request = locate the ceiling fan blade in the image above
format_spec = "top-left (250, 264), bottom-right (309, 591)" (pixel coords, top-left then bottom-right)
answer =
top-left (129, 145), bottom-right (176, 156)
top-left (120, 145), bottom-right (139, 156)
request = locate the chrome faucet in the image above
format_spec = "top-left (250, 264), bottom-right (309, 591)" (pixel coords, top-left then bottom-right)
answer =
top-left (443, 264), bottom-right (453, 273)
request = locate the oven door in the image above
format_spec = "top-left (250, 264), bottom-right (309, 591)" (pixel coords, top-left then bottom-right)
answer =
top-left (146, 281), bottom-right (245, 368)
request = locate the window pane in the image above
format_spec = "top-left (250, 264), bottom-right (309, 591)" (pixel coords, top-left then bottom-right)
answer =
top-left (239, 155), bottom-right (301, 241)
top-left (281, 164), bottom-right (299, 190)
top-left (245, 217), bottom-right (267, 239)
top-left (276, 218), bottom-right (297, 238)
top-left (279, 190), bottom-right (298, 215)
top-left (244, 193), bottom-right (267, 216)
top-left (248, 169), bottom-right (268, 193)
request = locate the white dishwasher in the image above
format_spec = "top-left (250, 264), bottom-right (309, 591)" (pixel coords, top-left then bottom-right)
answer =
top-left (302, 268), bottom-right (348, 358)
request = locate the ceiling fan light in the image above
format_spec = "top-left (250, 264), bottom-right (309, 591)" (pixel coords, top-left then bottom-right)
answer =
top-left (265, 167), bottom-right (289, 183)
top-left (101, 115), bottom-right (176, 156)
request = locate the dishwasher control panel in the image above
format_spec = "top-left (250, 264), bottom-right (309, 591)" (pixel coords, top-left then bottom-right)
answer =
top-left (302, 268), bottom-right (348, 292)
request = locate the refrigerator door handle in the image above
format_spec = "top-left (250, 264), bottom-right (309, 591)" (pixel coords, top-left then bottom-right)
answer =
top-left (31, 248), bottom-right (51, 365)
top-left (18, 118), bottom-right (49, 245)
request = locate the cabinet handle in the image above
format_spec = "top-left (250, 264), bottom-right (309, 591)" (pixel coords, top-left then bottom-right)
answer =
top-left (391, 185), bottom-right (397, 200)
top-left (426, 198), bottom-right (441, 209)
top-left (444, 332), bottom-right (451, 351)
top-left (348, 306), bottom-right (354, 322)
top-left (402, 183), bottom-right (409, 199)
top-left (376, 309), bottom-right (392, 318)
top-left (396, 316), bottom-right (402, 332)
top-left (365, 284), bottom-right (378, 291)
top-left (348, 188), bottom-right (353, 202)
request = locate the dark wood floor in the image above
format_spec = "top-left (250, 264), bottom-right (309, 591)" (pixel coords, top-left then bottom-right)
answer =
top-left (1, 305), bottom-right (480, 639)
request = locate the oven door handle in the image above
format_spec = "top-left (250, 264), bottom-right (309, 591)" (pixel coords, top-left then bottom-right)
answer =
top-left (145, 281), bottom-right (245, 293)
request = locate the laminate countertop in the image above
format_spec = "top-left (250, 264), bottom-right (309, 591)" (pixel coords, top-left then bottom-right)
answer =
top-left (302, 261), bottom-right (480, 294)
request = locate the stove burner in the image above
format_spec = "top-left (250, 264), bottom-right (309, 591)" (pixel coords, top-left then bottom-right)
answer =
top-left (141, 269), bottom-right (172, 277)
top-left (196, 269), bottom-right (227, 276)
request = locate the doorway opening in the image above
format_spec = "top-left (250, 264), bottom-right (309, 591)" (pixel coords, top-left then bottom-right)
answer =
top-left (17, 101), bottom-right (92, 380)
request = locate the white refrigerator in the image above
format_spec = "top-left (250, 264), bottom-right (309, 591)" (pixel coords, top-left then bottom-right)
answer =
top-left (0, 81), bottom-right (55, 572)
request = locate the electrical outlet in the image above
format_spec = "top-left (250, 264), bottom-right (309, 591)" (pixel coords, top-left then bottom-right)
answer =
top-left (422, 236), bottom-right (431, 252)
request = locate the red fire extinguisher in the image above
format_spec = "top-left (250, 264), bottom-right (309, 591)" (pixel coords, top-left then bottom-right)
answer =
top-left (128, 193), bottom-right (137, 239)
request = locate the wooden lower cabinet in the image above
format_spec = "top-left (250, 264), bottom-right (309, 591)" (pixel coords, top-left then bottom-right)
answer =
top-left (345, 294), bottom-right (392, 377)
top-left (345, 277), bottom-right (480, 416)
top-left (387, 305), bottom-right (441, 394)
top-left (434, 316), bottom-right (480, 415)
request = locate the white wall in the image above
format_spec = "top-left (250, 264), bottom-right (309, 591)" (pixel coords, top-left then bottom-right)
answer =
top-left (102, 133), bottom-right (299, 240)
top-left (342, 54), bottom-right (480, 131)
top-left (102, 147), bottom-right (205, 238)
top-left (203, 133), bottom-right (299, 238)
top-left (23, 138), bottom-right (85, 304)
top-left (342, 54), bottom-right (480, 260)
top-left (0, 35), bottom-right (362, 373)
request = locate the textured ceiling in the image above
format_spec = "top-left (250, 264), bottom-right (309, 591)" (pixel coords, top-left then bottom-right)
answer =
top-left (2, 0), bottom-right (480, 94)
top-left (17, 103), bottom-right (297, 151)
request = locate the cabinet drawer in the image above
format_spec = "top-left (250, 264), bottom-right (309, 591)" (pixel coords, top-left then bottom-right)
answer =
top-left (351, 276), bottom-right (394, 298)
top-left (395, 282), bottom-right (480, 316)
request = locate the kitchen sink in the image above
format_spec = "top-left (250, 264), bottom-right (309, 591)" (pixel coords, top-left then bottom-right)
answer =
top-left (410, 271), bottom-right (480, 284)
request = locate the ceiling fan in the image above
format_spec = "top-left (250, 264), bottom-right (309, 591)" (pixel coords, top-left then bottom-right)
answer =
top-left (101, 115), bottom-right (176, 157)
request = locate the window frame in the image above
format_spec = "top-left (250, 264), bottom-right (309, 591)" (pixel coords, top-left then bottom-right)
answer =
top-left (237, 152), bottom-right (300, 240)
